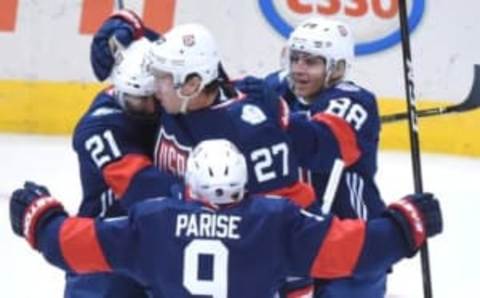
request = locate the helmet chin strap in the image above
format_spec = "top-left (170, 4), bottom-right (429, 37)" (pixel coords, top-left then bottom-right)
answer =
top-left (323, 59), bottom-right (337, 88)
top-left (175, 85), bottom-right (203, 114)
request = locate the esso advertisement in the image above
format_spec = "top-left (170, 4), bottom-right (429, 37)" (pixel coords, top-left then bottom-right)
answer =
top-left (259, 0), bottom-right (425, 55)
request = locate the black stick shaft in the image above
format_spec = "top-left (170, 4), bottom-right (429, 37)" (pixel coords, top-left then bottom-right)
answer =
top-left (398, 1), bottom-right (433, 297)
top-left (117, 0), bottom-right (124, 9)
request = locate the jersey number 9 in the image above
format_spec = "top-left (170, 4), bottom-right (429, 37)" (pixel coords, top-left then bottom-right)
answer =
top-left (183, 239), bottom-right (229, 298)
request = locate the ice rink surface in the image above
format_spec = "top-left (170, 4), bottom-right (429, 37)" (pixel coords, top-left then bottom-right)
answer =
top-left (0, 133), bottom-right (479, 298)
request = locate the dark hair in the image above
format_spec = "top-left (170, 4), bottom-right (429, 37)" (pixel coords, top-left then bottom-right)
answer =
top-left (185, 63), bottom-right (238, 98)
top-left (215, 63), bottom-right (238, 98)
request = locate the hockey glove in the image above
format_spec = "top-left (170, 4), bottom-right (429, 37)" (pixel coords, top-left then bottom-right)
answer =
top-left (384, 193), bottom-right (443, 257)
top-left (90, 9), bottom-right (146, 81)
top-left (10, 181), bottom-right (66, 249)
top-left (235, 76), bottom-right (266, 99)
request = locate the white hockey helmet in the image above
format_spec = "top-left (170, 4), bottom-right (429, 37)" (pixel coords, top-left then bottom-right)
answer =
top-left (186, 139), bottom-right (248, 205)
top-left (287, 17), bottom-right (354, 75)
top-left (147, 23), bottom-right (220, 91)
top-left (111, 37), bottom-right (156, 97)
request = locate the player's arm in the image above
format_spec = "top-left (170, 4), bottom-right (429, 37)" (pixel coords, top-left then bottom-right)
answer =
top-left (75, 121), bottom-right (179, 208)
top-left (284, 193), bottom-right (442, 278)
top-left (287, 111), bottom-right (361, 172)
top-left (9, 182), bottom-right (141, 276)
top-left (91, 9), bottom-right (161, 81)
top-left (313, 91), bottom-right (381, 175)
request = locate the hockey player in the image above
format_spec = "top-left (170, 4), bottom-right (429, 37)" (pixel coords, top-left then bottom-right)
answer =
top-left (237, 17), bottom-right (387, 297)
top-left (69, 36), bottom-right (179, 297)
top-left (9, 139), bottom-right (443, 298)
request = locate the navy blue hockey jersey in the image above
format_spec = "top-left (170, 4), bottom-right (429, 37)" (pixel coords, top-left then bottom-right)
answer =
top-left (153, 91), bottom-right (360, 209)
top-left (264, 71), bottom-right (384, 219)
top-left (72, 87), bottom-right (179, 217)
top-left (36, 193), bottom-right (411, 298)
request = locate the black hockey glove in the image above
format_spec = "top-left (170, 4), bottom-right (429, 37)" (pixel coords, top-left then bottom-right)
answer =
top-left (384, 193), bottom-right (443, 257)
top-left (10, 181), bottom-right (66, 249)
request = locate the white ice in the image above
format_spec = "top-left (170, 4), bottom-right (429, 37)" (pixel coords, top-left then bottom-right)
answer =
top-left (0, 133), bottom-right (479, 298)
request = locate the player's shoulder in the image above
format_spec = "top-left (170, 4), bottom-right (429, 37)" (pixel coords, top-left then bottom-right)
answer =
top-left (264, 70), bottom-right (289, 90)
top-left (244, 195), bottom-right (297, 215)
top-left (226, 91), bottom-right (288, 132)
top-left (129, 196), bottom-right (185, 219)
top-left (74, 88), bottom-right (124, 131)
top-left (331, 81), bottom-right (376, 104)
top-left (229, 99), bottom-right (272, 124)
top-left (73, 88), bottom-right (151, 147)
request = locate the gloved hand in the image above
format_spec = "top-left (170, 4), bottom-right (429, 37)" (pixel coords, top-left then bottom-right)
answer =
top-left (90, 9), bottom-right (146, 81)
top-left (10, 181), bottom-right (66, 249)
top-left (234, 76), bottom-right (267, 100)
top-left (385, 193), bottom-right (443, 256)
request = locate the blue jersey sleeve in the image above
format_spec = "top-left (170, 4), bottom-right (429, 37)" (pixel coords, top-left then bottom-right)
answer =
top-left (309, 82), bottom-right (381, 176)
top-left (287, 112), bottom-right (361, 172)
top-left (281, 202), bottom-right (409, 278)
top-left (36, 209), bottom-right (151, 280)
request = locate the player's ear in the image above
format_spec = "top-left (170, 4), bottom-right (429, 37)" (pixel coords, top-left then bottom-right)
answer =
top-left (181, 75), bottom-right (202, 96)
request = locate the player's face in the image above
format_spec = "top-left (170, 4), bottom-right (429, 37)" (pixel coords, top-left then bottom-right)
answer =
top-left (153, 71), bottom-right (184, 114)
top-left (123, 94), bottom-right (157, 118)
top-left (289, 50), bottom-right (327, 99)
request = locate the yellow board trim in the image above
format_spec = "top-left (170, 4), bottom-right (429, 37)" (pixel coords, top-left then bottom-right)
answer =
top-left (0, 80), bottom-right (479, 156)
top-left (0, 80), bottom-right (106, 134)
top-left (378, 99), bottom-right (480, 157)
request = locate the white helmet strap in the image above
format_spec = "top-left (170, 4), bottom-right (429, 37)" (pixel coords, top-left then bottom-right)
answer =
top-left (175, 73), bottom-right (209, 114)
top-left (175, 85), bottom-right (203, 114)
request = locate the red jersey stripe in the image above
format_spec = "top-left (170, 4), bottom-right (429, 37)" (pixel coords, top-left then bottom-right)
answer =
top-left (310, 217), bottom-right (365, 278)
top-left (265, 181), bottom-right (315, 208)
top-left (60, 218), bottom-right (111, 273)
top-left (102, 154), bottom-right (152, 198)
top-left (312, 113), bottom-right (361, 166)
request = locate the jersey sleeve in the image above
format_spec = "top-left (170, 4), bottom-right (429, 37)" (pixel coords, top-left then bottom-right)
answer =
top-left (311, 88), bottom-right (381, 176)
top-left (283, 203), bottom-right (410, 279)
top-left (36, 213), bottom-right (143, 279)
top-left (36, 215), bottom-right (113, 274)
top-left (287, 112), bottom-right (361, 172)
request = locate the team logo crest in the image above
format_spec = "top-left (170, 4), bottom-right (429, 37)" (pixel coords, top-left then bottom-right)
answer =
top-left (155, 128), bottom-right (192, 177)
top-left (241, 104), bottom-right (267, 125)
top-left (183, 34), bottom-right (195, 47)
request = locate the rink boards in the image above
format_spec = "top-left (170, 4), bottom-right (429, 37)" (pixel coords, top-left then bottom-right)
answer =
top-left (0, 80), bottom-right (478, 157)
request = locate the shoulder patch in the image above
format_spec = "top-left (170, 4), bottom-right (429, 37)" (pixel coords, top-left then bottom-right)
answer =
top-left (241, 104), bottom-right (267, 125)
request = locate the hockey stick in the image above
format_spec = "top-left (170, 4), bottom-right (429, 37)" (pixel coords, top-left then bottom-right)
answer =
top-left (116, 0), bottom-right (124, 10)
top-left (381, 64), bottom-right (480, 123)
top-left (321, 159), bottom-right (344, 214)
top-left (398, 1), bottom-right (433, 297)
